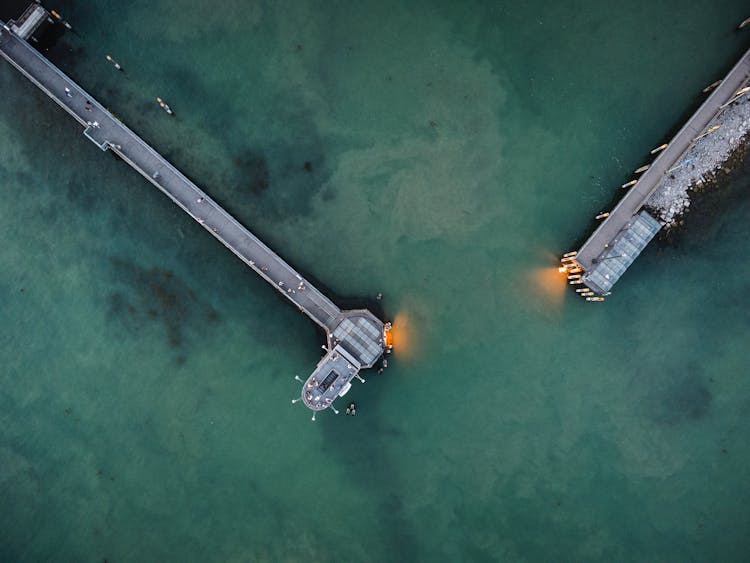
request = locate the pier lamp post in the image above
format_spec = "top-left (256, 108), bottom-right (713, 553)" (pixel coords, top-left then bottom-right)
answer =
top-left (591, 254), bottom-right (626, 265)
top-left (667, 157), bottom-right (694, 174)
top-left (719, 86), bottom-right (750, 109)
top-left (692, 124), bottom-right (721, 142)
top-left (672, 123), bottom-right (722, 174)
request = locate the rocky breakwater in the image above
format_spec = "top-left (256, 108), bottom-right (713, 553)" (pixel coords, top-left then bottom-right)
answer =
top-left (646, 94), bottom-right (750, 227)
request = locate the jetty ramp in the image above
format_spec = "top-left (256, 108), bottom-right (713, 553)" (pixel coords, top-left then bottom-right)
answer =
top-left (0, 5), bottom-right (390, 417)
top-left (562, 44), bottom-right (750, 297)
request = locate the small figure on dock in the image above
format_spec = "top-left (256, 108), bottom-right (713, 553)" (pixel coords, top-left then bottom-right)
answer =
top-left (156, 97), bottom-right (174, 116)
top-left (196, 197), bottom-right (205, 203)
top-left (105, 55), bottom-right (122, 71)
top-left (64, 87), bottom-right (72, 97)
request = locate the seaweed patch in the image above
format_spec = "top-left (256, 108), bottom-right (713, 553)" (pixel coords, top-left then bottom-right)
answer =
top-left (107, 258), bottom-right (220, 355)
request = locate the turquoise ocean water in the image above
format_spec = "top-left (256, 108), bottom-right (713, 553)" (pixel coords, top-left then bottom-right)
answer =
top-left (1, 1), bottom-right (749, 560)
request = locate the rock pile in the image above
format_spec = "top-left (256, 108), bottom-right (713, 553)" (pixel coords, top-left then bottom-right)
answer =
top-left (646, 95), bottom-right (750, 226)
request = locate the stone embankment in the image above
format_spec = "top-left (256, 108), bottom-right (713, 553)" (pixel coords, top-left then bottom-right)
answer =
top-left (646, 94), bottom-right (750, 226)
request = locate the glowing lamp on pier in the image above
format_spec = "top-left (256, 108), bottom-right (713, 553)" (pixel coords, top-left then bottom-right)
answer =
top-left (383, 322), bottom-right (394, 349)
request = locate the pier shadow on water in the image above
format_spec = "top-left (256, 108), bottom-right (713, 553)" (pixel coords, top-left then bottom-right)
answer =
top-left (316, 375), bottom-right (420, 560)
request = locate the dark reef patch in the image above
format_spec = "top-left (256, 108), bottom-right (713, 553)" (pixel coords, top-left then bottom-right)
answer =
top-left (233, 150), bottom-right (270, 194)
top-left (61, 173), bottom-right (101, 213)
top-left (106, 258), bottom-right (220, 355)
top-left (220, 137), bottom-right (331, 222)
top-left (648, 366), bottom-right (712, 425)
top-left (320, 186), bottom-right (336, 202)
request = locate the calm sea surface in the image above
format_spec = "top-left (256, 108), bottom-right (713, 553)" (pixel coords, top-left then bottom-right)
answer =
top-left (1, 1), bottom-right (749, 561)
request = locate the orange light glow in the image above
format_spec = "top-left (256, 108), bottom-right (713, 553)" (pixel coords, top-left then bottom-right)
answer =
top-left (387, 311), bottom-right (416, 360)
top-left (384, 327), bottom-right (394, 347)
top-left (528, 266), bottom-right (568, 308)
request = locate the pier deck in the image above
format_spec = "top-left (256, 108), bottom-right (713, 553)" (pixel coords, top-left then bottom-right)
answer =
top-left (0, 10), bottom-right (388, 415)
top-left (568, 44), bottom-right (750, 295)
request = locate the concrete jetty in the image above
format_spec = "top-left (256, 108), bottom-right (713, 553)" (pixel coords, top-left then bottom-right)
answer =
top-left (0, 4), bottom-right (390, 417)
top-left (562, 44), bottom-right (750, 298)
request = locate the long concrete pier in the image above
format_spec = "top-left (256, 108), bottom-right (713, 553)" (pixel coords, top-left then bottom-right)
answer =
top-left (0, 6), bottom-right (390, 417)
top-left (563, 44), bottom-right (750, 297)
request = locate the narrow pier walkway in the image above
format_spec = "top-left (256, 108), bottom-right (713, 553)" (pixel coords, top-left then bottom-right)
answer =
top-left (565, 44), bottom-right (750, 296)
top-left (1, 7), bottom-right (389, 416)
